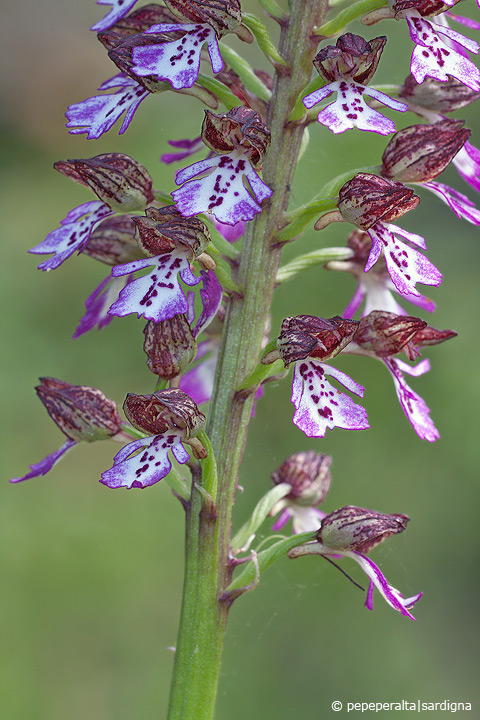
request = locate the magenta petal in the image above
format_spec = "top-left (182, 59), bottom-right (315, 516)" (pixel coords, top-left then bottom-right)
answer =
top-left (180, 340), bottom-right (218, 405)
top-left (214, 218), bottom-right (246, 243)
top-left (10, 439), bottom-right (77, 483)
top-left (291, 360), bottom-right (369, 438)
top-left (384, 358), bottom-right (439, 442)
top-left (30, 202), bottom-right (112, 271)
top-left (100, 432), bottom-right (189, 489)
top-left (73, 274), bottom-right (134, 338)
top-left (423, 181), bottom-right (480, 225)
top-left (91, 0), bottom-right (139, 32)
top-left (194, 270), bottom-right (223, 337)
top-left (109, 250), bottom-right (200, 322)
top-left (453, 142), bottom-right (480, 194)
top-left (131, 24), bottom-right (219, 90)
top-left (271, 507), bottom-right (293, 531)
top-left (161, 136), bottom-right (203, 164)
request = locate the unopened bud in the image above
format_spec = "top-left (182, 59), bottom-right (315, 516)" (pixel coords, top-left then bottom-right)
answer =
top-left (36, 378), bottom-right (122, 443)
top-left (83, 215), bottom-right (145, 266)
top-left (387, 0), bottom-right (459, 18)
top-left (381, 120), bottom-right (470, 183)
top-left (143, 316), bottom-right (197, 378)
top-left (272, 452), bottom-right (331, 506)
top-left (123, 388), bottom-right (205, 440)
top-left (134, 206), bottom-right (210, 258)
top-left (411, 325), bottom-right (457, 349)
top-left (313, 33), bottom-right (386, 84)
top-left (202, 107), bottom-right (271, 168)
top-left (400, 74), bottom-right (480, 114)
top-left (164, 0), bottom-right (242, 37)
top-left (337, 173), bottom-right (419, 230)
top-left (277, 315), bottom-right (359, 366)
top-left (54, 154), bottom-right (154, 213)
top-left (355, 311), bottom-right (427, 357)
top-left (318, 506), bottom-right (409, 553)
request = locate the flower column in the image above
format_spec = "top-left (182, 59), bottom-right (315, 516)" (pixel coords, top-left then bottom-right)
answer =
top-left (168, 3), bottom-right (329, 720)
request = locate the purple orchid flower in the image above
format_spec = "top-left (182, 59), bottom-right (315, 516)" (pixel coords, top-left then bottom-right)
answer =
top-left (303, 80), bottom-right (407, 135)
top-left (365, 221), bottom-right (442, 298)
top-left (172, 151), bottom-right (273, 225)
top-left (100, 431), bottom-right (190, 489)
top-left (383, 356), bottom-right (439, 441)
top-left (403, 10), bottom-right (480, 90)
top-left (291, 360), bottom-right (369, 438)
top-left (91, 0), bottom-right (139, 32)
top-left (131, 22), bottom-right (224, 90)
top-left (66, 74), bottom-right (149, 140)
top-left (107, 249), bottom-right (201, 323)
top-left (30, 201), bottom-right (113, 271)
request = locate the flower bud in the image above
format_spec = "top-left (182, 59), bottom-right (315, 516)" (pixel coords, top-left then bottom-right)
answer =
top-left (381, 120), bottom-right (470, 183)
top-left (400, 74), bottom-right (480, 114)
top-left (272, 451), bottom-right (331, 506)
top-left (355, 311), bottom-right (427, 357)
top-left (164, 0), bottom-right (242, 37)
top-left (36, 378), bottom-right (122, 443)
top-left (134, 206), bottom-right (211, 258)
top-left (277, 315), bottom-right (359, 366)
top-left (143, 316), bottom-right (197, 378)
top-left (411, 325), bottom-right (457, 349)
top-left (202, 107), bottom-right (271, 168)
top-left (83, 215), bottom-right (145, 266)
top-left (318, 506), bottom-right (409, 553)
top-left (313, 33), bottom-right (386, 85)
top-left (337, 173), bottom-right (420, 230)
top-left (387, 0), bottom-right (459, 18)
top-left (54, 154), bottom-right (154, 213)
top-left (123, 388), bottom-right (205, 440)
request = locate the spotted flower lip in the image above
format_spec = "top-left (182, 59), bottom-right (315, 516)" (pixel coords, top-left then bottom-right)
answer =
top-left (65, 73), bottom-right (149, 140)
top-left (404, 10), bottom-right (480, 91)
top-left (172, 150), bottom-right (273, 225)
top-left (131, 22), bottom-right (224, 90)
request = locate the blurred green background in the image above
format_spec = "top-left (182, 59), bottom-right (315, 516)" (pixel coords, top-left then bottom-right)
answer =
top-left (2, 1), bottom-right (480, 718)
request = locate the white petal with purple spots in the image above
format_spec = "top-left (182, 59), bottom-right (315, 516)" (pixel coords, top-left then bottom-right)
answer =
top-left (303, 80), bottom-right (406, 135)
top-left (131, 23), bottom-right (223, 90)
top-left (66, 74), bottom-right (149, 140)
top-left (172, 151), bottom-right (273, 224)
top-left (100, 432), bottom-right (190, 489)
top-left (366, 222), bottom-right (442, 297)
top-left (291, 359), bottom-right (369, 438)
top-left (91, 0), bottom-right (139, 32)
top-left (384, 357), bottom-right (439, 442)
top-left (30, 201), bottom-right (112, 271)
top-left (406, 12), bottom-right (480, 91)
top-left (108, 249), bottom-right (200, 322)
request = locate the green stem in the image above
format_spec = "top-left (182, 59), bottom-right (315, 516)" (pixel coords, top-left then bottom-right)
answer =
top-left (167, 3), bottom-right (329, 718)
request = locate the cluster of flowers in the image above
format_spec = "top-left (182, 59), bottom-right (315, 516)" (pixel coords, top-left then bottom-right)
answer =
top-left (12, 0), bottom-right (480, 617)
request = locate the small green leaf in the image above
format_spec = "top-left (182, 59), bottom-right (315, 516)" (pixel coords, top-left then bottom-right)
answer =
top-left (241, 13), bottom-right (288, 67)
top-left (275, 197), bottom-right (338, 242)
top-left (276, 247), bottom-right (354, 283)
top-left (196, 74), bottom-right (239, 110)
top-left (315, 0), bottom-right (388, 37)
top-left (218, 43), bottom-right (272, 102)
top-left (257, 0), bottom-right (289, 21)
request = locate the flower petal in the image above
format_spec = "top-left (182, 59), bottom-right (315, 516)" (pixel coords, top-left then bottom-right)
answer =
top-left (342, 550), bottom-right (422, 619)
top-left (194, 270), bottom-right (223, 337)
top-left (73, 274), bottom-right (134, 338)
top-left (367, 222), bottom-right (442, 297)
top-left (173, 151), bottom-right (272, 224)
top-left (66, 74), bottom-right (149, 140)
top-left (291, 359), bottom-right (369, 438)
top-left (100, 432), bottom-right (189, 489)
top-left (10, 439), bottom-right (77, 483)
top-left (30, 202), bottom-right (112, 271)
top-left (109, 249), bottom-right (200, 322)
top-left (180, 340), bottom-right (218, 405)
top-left (161, 136), bottom-right (204, 164)
top-left (384, 357), bottom-right (439, 441)
top-left (423, 181), bottom-right (480, 225)
top-left (453, 142), bottom-right (480, 194)
top-left (131, 24), bottom-right (219, 90)
top-left (91, 0), bottom-right (139, 32)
